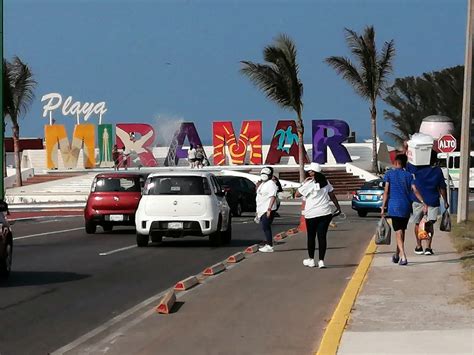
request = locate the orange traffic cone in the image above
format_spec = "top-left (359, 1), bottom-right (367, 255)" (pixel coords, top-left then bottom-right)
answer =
top-left (298, 201), bottom-right (306, 232)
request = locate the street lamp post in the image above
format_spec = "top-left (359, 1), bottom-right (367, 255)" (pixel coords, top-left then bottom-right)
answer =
top-left (457, 0), bottom-right (473, 223)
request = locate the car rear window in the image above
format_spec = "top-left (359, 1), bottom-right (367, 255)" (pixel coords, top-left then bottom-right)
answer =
top-left (361, 180), bottom-right (385, 190)
top-left (144, 176), bottom-right (211, 195)
top-left (216, 177), bottom-right (240, 189)
top-left (93, 177), bottom-right (141, 192)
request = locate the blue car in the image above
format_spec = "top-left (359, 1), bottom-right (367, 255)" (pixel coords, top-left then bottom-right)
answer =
top-left (351, 179), bottom-right (385, 217)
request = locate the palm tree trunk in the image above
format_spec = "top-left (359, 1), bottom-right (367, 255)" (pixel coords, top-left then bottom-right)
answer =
top-left (296, 111), bottom-right (305, 182)
top-left (12, 123), bottom-right (23, 187)
top-left (370, 101), bottom-right (378, 173)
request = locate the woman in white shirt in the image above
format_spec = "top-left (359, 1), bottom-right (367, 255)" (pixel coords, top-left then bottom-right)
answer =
top-left (296, 163), bottom-right (341, 268)
top-left (256, 167), bottom-right (278, 253)
top-left (188, 144), bottom-right (197, 168)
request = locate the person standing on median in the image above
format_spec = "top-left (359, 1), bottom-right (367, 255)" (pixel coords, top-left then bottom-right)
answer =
top-left (295, 162), bottom-right (341, 269)
top-left (256, 167), bottom-right (278, 253)
top-left (406, 151), bottom-right (449, 256)
top-left (381, 155), bottom-right (427, 266)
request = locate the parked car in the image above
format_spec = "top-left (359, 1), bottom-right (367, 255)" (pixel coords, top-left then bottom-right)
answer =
top-left (0, 201), bottom-right (13, 279)
top-left (84, 173), bottom-right (148, 234)
top-left (135, 171), bottom-right (231, 247)
top-left (351, 179), bottom-right (385, 217)
top-left (215, 175), bottom-right (256, 216)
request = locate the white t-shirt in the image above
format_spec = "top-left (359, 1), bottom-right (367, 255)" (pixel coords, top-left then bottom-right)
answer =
top-left (298, 180), bottom-right (334, 219)
top-left (188, 148), bottom-right (196, 160)
top-left (256, 180), bottom-right (278, 218)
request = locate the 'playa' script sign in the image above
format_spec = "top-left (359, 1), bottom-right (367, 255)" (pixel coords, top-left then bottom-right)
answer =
top-left (42, 93), bottom-right (108, 125)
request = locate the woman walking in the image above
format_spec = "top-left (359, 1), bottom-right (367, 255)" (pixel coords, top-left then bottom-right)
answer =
top-left (256, 167), bottom-right (278, 253)
top-left (296, 163), bottom-right (341, 268)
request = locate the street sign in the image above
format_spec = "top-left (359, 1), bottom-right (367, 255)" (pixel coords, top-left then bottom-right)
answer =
top-left (437, 134), bottom-right (457, 153)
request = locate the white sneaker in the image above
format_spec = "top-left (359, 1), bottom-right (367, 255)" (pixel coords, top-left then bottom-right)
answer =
top-left (303, 258), bottom-right (315, 267)
top-left (318, 260), bottom-right (326, 269)
top-left (258, 245), bottom-right (274, 253)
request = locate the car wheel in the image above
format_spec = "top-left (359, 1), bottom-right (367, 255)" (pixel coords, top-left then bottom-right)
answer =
top-left (85, 220), bottom-right (97, 234)
top-left (136, 233), bottom-right (149, 247)
top-left (357, 210), bottom-right (368, 217)
top-left (0, 238), bottom-right (12, 279)
top-left (222, 216), bottom-right (232, 244)
top-left (103, 224), bottom-right (113, 232)
top-left (151, 233), bottom-right (163, 243)
top-left (209, 217), bottom-right (223, 247)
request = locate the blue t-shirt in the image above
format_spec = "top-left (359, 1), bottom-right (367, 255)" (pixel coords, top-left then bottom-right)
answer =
top-left (406, 164), bottom-right (446, 207)
top-left (384, 168), bottom-right (414, 218)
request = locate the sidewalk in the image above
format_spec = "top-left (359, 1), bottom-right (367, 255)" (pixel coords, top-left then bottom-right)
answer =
top-left (338, 223), bottom-right (473, 355)
top-left (60, 214), bottom-right (375, 355)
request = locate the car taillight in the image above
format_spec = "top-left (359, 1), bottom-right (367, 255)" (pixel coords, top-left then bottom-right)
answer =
top-left (353, 194), bottom-right (360, 201)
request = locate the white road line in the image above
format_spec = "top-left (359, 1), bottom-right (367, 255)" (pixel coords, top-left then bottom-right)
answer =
top-left (13, 227), bottom-right (83, 241)
top-left (51, 289), bottom-right (169, 355)
top-left (99, 245), bottom-right (137, 256)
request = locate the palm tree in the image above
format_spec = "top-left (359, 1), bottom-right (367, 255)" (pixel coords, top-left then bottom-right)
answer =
top-left (326, 26), bottom-right (395, 173)
top-left (4, 57), bottom-right (36, 187)
top-left (240, 34), bottom-right (306, 182)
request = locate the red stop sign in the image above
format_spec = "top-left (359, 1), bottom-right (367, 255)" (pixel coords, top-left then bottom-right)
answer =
top-left (437, 134), bottom-right (457, 153)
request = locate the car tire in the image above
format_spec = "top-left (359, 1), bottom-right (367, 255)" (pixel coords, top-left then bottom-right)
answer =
top-left (151, 233), bottom-right (163, 243)
top-left (103, 224), bottom-right (113, 232)
top-left (209, 217), bottom-right (223, 247)
top-left (85, 220), bottom-right (97, 234)
top-left (357, 210), bottom-right (368, 217)
top-left (222, 216), bottom-right (232, 244)
top-left (136, 233), bottom-right (149, 247)
top-left (0, 237), bottom-right (12, 279)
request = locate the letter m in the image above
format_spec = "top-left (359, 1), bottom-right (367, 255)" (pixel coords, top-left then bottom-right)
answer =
top-left (212, 121), bottom-right (262, 165)
top-left (45, 124), bottom-right (96, 169)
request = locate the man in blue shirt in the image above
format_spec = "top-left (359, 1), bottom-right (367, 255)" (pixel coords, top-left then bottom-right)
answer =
top-left (382, 155), bottom-right (427, 266)
top-left (407, 152), bottom-right (449, 256)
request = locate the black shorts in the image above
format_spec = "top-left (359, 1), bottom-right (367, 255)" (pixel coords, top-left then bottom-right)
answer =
top-left (390, 216), bottom-right (409, 231)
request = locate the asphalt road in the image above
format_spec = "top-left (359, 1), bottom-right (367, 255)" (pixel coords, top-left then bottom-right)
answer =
top-left (0, 206), bottom-right (302, 355)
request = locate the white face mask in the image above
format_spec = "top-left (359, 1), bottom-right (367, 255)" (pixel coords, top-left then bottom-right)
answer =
top-left (260, 174), bottom-right (269, 181)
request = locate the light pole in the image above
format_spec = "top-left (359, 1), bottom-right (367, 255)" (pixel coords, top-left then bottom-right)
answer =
top-left (0, 0), bottom-right (4, 200)
top-left (457, 0), bottom-right (473, 223)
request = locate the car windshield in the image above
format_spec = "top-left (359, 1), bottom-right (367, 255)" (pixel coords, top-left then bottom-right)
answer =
top-left (216, 177), bottom-right (239, 188)
top-left (361, 180), bottom-right (384, 190)
top-left (144, 176), bottom-right (211, 195)
top-left (94, 177), bottom-right (141, 192)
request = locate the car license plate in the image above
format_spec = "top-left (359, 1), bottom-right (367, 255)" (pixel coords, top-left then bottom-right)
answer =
top-left (109, 214), bottom-right (124, 222)
top-left (168, 222), bottom-right (183, 229)
top-left (365, 195), bottom-right (374, 200)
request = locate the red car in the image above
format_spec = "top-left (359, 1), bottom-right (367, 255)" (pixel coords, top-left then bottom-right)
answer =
top-left (84, 173), bottom-right (147, 234)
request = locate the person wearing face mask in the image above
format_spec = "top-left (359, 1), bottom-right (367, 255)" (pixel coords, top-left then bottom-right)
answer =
top-left (256, 167), bottom-right (278, 253)
top-left (296, 162), bottom-right (341, 268)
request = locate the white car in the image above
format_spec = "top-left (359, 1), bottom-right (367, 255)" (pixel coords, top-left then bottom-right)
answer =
top-left (135, 171), bottom-right (232, 247)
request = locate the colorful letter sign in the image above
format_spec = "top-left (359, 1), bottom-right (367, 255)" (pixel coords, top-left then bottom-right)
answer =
top-left (165, 122), bottom-right (204, 166)
top-left (212, 121), bottom-right (262, 165)
top-left (312, 119), bottom-right (352, 164)
top-left (45, 124), bottom-right (96, 169)
top-left (115, 124), bottom-right (158, 167)
top-left (265, 120), bottom-right (309, 165)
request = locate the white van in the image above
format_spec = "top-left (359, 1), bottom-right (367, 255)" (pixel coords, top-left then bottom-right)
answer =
top-left (437, 151), bottom-right (474, 189)
top-left (135, 171), bottom-right (231, 247)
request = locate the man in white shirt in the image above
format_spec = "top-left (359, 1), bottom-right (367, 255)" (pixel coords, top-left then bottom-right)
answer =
top-left (256, 167), bottom-right (278, 253)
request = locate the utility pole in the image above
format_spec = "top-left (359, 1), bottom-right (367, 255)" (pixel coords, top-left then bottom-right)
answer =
top-left (458, 0), bottom-right (473, 223)
top-left (0, 0), bottom-right (4, 200)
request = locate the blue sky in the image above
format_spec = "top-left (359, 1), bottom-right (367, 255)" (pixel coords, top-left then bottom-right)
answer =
top-left (5, 0), bottom-right (468, 146)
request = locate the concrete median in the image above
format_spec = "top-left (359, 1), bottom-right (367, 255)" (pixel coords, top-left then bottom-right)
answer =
top-left (226, 252), bottom-right (245, 263)
top-left (174, 276), bottom-right (199, 291)
top-left (156, 290), bottom-right (176, 314)
top-left (202, 262), bottom-right (226, 276)
top-left (244, 244), bottom-right (259, 254)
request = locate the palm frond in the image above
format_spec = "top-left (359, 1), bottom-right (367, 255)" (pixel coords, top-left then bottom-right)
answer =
top-left (376, 39), bottom-right (395, 94)
top-left (3, 59), bottom-right (15, 118)
top-left (7, 56), bottom-right (37, 124)
top-left (325, 56), bottom-right (369, 99)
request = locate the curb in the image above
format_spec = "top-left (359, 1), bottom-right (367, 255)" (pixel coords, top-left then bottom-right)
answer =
top-left (315, 238), bottom-right (377, 355)
top-left (9, 214), bottom-right (82, 222)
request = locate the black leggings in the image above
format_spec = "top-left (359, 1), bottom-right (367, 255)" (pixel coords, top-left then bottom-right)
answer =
top-left (305, 214), bottom-right (333, 260)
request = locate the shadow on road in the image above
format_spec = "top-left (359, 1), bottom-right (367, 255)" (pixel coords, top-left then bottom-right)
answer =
top-left (0, 271), bottom-right (90, 287)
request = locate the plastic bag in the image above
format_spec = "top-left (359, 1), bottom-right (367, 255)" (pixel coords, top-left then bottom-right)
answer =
top-left (375, 217), bottom-right (392, 245)
top-left (417, 215), bottom-right (431, 240)
top-left (440, 210), bottom-right (452, 232)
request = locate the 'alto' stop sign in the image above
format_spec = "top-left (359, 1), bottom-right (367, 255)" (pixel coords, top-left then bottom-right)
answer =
top-left (437, 134), bottom-right (457, 153)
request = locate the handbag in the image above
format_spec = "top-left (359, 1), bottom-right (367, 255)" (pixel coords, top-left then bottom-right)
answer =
top-left (440, 210), bottom-right (452, 232)
top-left (375, 217), bottom-right (392, 245)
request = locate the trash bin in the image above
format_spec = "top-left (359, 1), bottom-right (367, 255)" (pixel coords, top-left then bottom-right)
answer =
top-left (449, 188), bottom-right (458, 214)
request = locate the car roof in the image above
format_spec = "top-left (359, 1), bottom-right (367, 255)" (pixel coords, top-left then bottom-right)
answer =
top-left (95, 172), bottom-right (148, 179)
top-left (147, 170), bottom-right (214, 178)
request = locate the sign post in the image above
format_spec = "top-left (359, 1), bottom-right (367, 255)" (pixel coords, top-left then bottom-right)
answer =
top-left (438, 134), bottom-right (457, 212)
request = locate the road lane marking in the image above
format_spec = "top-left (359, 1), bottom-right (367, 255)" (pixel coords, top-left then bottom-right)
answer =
top-left (13, 227), bottom-right (83, 240)
top-left (99, 245), bottom-right (137, 256)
